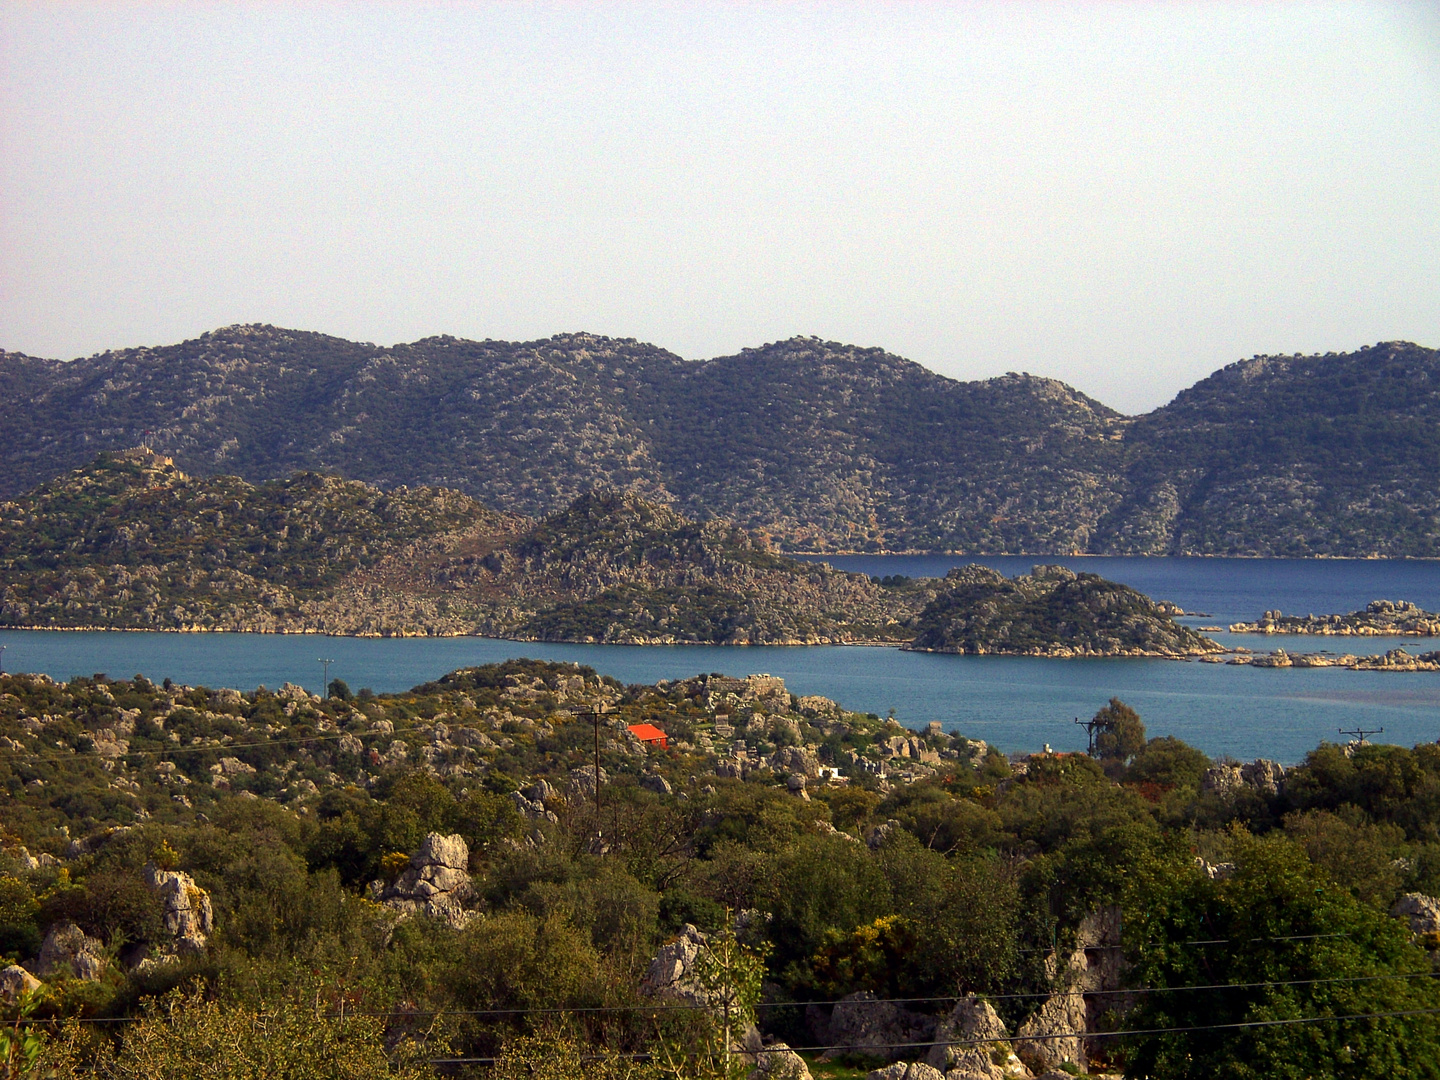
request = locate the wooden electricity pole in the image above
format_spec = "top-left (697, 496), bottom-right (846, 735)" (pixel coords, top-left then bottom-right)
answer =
top-left (581, 703), bottom-right (610, 847)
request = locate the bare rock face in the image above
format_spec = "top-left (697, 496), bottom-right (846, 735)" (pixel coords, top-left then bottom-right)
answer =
top-left (379, 833), bottom-right (475, 928)
top-left (867, 1063), bottom-right (946, 1080)
top-left (822, 991), bottom-right (936, 1062)
top-left (743, 1027), bottom-right (814, 1080)
top-left (926, 995), bottom-right (1026, 1079)
top-left (640, 772), bottom-right (673, 795)
top-left (36, 922), bottom-right (106, 981)
top-left (1201, 759), bottom-right (1284, 799)
top-left (1014, 991), bottom-right (1086, 1075)
top-left (143, 864), bottom-right (214, 953)
top-left (1391, 893), bottom-right (1440, 935)
top-left (640, 923), bottom-right (711, 1006)
top-left (0, 964), bottom-right (43, 1002)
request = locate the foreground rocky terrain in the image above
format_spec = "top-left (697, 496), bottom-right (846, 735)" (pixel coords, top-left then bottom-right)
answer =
top-left (4, 327), bottom-right (1436, 555)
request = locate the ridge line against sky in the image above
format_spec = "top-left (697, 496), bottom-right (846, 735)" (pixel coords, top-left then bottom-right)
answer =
top-left (2, 1), bottom-right (1437, 413)
top-left (5, 323), bottom-right (1434, 421)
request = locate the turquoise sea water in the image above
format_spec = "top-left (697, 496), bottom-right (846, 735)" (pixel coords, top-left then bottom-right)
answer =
top-left (1, 559), bottom-right (1436, 763)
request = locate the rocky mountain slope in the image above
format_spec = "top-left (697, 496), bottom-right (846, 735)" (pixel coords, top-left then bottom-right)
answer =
top-left (1099, 341), bottom-right (1440, 556)
top-left (5, 328), bottom-right (1434, 555)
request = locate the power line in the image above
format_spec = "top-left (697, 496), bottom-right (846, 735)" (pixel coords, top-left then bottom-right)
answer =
top-left (424, 1006), bottom-right (1440, 1065)
top-left (25, 970), bottom-right (1438, 1025)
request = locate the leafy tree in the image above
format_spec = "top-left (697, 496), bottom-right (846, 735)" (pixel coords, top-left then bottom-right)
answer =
top-left (1092, 698), bottom-right (1145, 764)
top-left (1122, 831), bottom-right (1440, 1079)
top-left (1126, 735), bottom-right (1211, 790)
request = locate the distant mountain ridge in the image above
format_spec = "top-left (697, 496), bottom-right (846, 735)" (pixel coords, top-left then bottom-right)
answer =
top-left (2, 327), bottom-right (1435, 555)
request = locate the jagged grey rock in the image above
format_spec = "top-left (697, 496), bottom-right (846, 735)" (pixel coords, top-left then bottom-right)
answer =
top-left (640, 923), bottom-right (711, 1006)
top-left (1014, 991), bottom-right (1087, 1075)
top-left (743, 1027), bottom-right (813, 1080)
top-left (36, 922), bottom-right (106, 981)
top-left (1391, 893), bottom-right (1440, 935)
top-left (143, 864), bottom-right (214, 953)
top-left (640, 772), bottom-right (673, 795)
top-left (866, 1063), bottom-right (945, 1080)
top-left (824, 991), bottom-right (936, 1062)
top-left (379, 833), bottom-right (475, 928)
top-left (0, 964), bottom-right (42, 1002)
top-left (926, 995), bottom-right (1022, 1079)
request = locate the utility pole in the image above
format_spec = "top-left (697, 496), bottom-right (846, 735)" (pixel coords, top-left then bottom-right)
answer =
top-left (318, 658), bottom-right (334, 699)
top-left (580, 703), bottom-right (609, 849)
top-left (0, 644), bottom-right (6, 676)
top-left (1339, 726), bottom-right (1384, 745)
top-left (1074, 714), bottom-right (1100, 755)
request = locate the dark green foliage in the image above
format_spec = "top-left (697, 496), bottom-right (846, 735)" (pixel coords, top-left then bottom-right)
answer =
top-left (1092, 697), bottom-right (1146, 763)
top-left (1101, 342), bottom-right (1440, 556)
top-left (1281, 742), bottom-right (1440, 842)
top-left (1126, 735), bottom-right (1212, 791)
top-left (1122, 833), bottom-right (1440, 1079)
top-left (37, 870), bottom-right (162, 946)
top-left (0, 452), bottom-right (490, 630)
top-left (6, 659), bottom-right (1440, 1079)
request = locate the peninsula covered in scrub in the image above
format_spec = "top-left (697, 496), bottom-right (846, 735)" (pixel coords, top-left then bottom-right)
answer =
top-left (0, 451), bottom-right (1215, 657)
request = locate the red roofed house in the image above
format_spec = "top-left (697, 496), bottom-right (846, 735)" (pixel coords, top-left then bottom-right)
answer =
top-left (627, 723), bottom-right (668, 750)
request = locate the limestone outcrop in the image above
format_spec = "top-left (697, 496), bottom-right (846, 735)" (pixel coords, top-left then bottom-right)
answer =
top-left (378, 833), bottom-right (475, 928)
top-left (36, 922), bottom-right (106, 981)
top-left (821, 991), bottom-right (936, 1062)
top-left (743, 1027), bottom-right (813, 1080)
top-left (1201, 759), bottom-right (1284, 799)
top-left (1391, 893), bottom-right (1440, 936)
top-left (867, 1063), bottom-right (945, 1080)
top-left (640, 923), bottom-right (711, 1007)
top-left (143, 863), bottom-right (214, 954)
top-left (926, 995), bottom-right (1027, 1079)
top-left (0, 964), bottom-right (43, 1002)
top-left (1014, 991), bottom-right (1087, 1076)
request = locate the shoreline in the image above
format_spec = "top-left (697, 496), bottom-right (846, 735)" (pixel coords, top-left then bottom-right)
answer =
top-left (788, 551), bottom-right (1440, 561)
top-left (3, 625), bottom-right (1435, 671)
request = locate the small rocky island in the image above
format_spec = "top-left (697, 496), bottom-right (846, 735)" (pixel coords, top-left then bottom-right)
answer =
top-left (905, 564), bottom-right (1222, 657)
top-left (1229, 599), bottom-right (1440, 637)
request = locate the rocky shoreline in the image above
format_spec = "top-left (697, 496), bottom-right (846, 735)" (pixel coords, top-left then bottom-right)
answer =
top-left (1229, 599), bottom-right (1439, 637)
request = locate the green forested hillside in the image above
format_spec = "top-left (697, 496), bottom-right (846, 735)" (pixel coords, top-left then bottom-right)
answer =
top-left (2, 329), bottom-right (1436, 555)
top-left (907, 564), bottom-right (1220, 657)
top-left (1, 455), bottom-right (1225, 653)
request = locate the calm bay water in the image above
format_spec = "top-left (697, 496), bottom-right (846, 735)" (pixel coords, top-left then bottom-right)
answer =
top-left (2, 558), bottom-right (1436, 764)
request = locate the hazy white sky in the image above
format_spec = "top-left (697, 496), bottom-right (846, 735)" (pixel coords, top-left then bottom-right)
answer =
top-left (2, 1), bottom-right (1437, 412)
